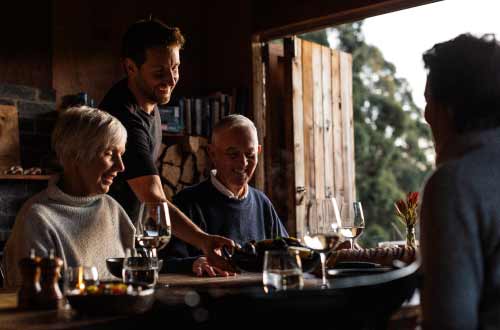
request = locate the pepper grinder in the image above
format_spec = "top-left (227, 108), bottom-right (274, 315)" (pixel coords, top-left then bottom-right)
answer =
top-left (37, 250), bottom-right (64, 310)
top-left (17, 249), bottom-right (41, 310)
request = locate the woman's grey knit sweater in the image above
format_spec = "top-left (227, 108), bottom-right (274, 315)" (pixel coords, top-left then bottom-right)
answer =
top-left (2, 177), bottom-right (135, 287)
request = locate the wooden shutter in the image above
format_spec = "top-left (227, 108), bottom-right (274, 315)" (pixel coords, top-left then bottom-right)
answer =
top-left (288, 37), bottom-right (356, 237)
top-left (260, 37), bottom-right (355, 238)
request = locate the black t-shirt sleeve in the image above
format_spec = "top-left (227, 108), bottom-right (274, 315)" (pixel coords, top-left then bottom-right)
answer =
top-left (121, 118), bottom-right (159, 180)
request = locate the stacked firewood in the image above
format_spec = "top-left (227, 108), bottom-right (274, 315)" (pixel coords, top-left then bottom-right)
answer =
top-left (159, 136), bottom-right (211, 200)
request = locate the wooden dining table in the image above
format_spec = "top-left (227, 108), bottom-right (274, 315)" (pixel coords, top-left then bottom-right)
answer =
top-left (0, 272), bottom-right (420, 330)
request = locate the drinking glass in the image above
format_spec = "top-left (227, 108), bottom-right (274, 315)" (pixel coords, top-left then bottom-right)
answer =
top-left (136, 202), bottom-right (172, 257)
top-left (339, 201), bottom-right (365, 249)
top-left (262, 249), bottom-right (304, 292)
top-left (63, 266), bottom-right (99, 295)
top-left (122, 249), bottom-right (159, 287)
top-left (302, 198), bottom-right (343, 289)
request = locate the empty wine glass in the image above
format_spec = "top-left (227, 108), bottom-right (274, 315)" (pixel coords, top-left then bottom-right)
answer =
top-left (339, 201), bottom-right (365, 249)
top-left (302, 198), bottom-right (343, 289)
top-left (135, 202), bottom-right (172, 258)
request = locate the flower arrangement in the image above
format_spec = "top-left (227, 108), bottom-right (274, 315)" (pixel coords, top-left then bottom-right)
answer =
top-left (394, 191), bottom-right (419, 248)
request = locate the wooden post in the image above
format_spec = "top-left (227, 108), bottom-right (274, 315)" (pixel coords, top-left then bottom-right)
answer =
top-left (340, 52), bottom-right (355, 204)
top-left (322, 47), bottom-right (334, 201)
top-left (252, 38), bottom-right (266, 191)
top-left (331, 51), bottom-right (344, 201)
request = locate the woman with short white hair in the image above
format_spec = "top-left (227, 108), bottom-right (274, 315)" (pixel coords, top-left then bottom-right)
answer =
top-left (3, 106), bottom-right (134, 287)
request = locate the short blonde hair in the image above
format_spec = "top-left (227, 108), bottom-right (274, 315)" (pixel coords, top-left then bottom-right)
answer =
top-left (51, 106), bottom-right (127, 166)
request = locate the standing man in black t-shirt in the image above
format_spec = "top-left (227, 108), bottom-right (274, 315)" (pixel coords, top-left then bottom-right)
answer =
top-left (100, 18), bottom-right (234, 274)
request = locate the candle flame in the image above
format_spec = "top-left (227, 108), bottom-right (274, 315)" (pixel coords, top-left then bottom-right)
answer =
top-left (77, 266), bottom-right (85, 291)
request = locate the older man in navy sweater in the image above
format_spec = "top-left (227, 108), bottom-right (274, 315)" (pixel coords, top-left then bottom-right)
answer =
top-left (161, 114), bottom-right (288, 276)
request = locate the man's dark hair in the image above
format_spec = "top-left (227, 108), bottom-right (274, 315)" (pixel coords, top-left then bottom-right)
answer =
top-left (121, 18), bottom-right (185, 67)
top-left (423, 33), bottom-right (500, 133)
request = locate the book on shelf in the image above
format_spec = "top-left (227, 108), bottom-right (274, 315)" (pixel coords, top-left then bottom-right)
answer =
top-left (164, 92), bottom-right (236, 138)
top-left (182, 98), bottom-right (192, 135)
top-left (194, 98), bottom-right (203, 136)
top-left (158, 105), bottom-right (183, 133)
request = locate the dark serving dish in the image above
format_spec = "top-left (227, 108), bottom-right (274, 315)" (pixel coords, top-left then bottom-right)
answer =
top-left (66, 282), bottom-right (155, 315)
top-left (328, 262), bottom-right (394, 278)
top-left (228, 238), bottom-right (321, 273)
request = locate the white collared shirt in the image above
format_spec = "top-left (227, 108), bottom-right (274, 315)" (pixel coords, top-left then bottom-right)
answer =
top-left (210, 169), bottom-right (248, 200)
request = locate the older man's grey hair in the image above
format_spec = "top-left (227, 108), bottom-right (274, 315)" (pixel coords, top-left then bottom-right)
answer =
top-left (211, 114), bottom-right (258, 144)
top-left (51, 106), bottom-right (127, 167)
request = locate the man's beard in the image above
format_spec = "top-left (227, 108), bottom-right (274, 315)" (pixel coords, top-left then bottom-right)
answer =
top-left (137, 77), bottom-right (171, 105)
top-left (147, 87), bottom-right (170, 105)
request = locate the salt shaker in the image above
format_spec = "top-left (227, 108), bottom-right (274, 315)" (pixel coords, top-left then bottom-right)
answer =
top-left (37, 250), bottom-right (64, 310)
top-left (17, 249), bottom-right (41, 310)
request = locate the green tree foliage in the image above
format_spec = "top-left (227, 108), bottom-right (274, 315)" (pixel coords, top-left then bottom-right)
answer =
top-left (301, 22), bottom-right (434, 246)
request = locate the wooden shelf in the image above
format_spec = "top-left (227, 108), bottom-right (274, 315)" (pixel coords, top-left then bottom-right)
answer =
top-left (0, 174), bottom-right (51, 180)
top-left (162, 132), bottom-right (185, 137)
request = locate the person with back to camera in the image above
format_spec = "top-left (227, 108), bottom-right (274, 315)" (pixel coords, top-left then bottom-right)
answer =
top-left (99, 18), bottom-right (234, 273)
top-left (3, 106), bottom-right (133, 287)
top-left (420, 33), bottom-right (500, 329)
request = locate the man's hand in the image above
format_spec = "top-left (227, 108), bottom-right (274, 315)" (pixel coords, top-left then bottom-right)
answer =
top-left (198, 234), bottom-right (238, 272)
top-left (192, 257), bottom-right (236, 277)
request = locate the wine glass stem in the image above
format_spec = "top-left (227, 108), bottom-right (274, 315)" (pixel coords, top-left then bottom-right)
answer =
top-left (148, 248), bottom-right (157, 258)
top-left (320, 252), bottom-right (328, 288)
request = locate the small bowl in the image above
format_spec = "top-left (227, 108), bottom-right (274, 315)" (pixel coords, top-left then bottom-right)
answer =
top-left (106, 257), bottom-right (164, 279)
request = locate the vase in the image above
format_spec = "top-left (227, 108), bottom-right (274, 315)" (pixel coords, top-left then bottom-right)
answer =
top-left (406, 224), bottom-right (416, 248)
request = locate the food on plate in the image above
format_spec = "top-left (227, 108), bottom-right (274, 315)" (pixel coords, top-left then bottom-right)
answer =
top-left (71, 282), bottom-right (132, 296)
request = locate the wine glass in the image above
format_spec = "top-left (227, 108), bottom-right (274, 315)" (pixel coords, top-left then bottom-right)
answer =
top-left (135, 202), bottom-right (172, 258)
top-left (63, 266), bottom-right (99, 295)
top-left (122, 248), bottom-right (160, 287)
top-left (262, 249), bottom-right (304, 292)
top-left (339, 201), bottom-right (365, 249)
top-left (302, 198), bottom-right (343, 289)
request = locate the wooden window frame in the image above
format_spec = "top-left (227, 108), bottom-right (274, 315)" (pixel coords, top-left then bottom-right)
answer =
top-left (251, 0), bottom-right (438, 190)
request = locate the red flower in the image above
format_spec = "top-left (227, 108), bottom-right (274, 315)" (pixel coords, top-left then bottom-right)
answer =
top-left (395, 191), bottom-right (419, 226)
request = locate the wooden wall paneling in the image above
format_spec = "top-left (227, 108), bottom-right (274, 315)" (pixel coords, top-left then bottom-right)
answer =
top-left (262, 42), bottom-right (288, 221)
top-left (52, 0), bottom-right (206, 105)
top-left (52, 1), bottom-right (125, 104)
top-left (312, 43), bottom-right (325, 206)
top-left (331, 51), bottom-right (344, 201)
top-left (0, 1), bottom-right (52, 89)
top-left (252, 40), bottom-right (266, 191)
top-left (202, 0), bottom-right (253, 95)
top-left (340, 52), bottom-right (355, 204)
top-left (282, 37), bottom-right (305, 238)
top-left (321, 46), bottom-right (334, 202)
top-left (309, 43), bottom-right (325, 229)
top-left (300, 39), bottom-right (314, 234)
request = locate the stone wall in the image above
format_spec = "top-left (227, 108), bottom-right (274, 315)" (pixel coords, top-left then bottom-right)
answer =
top-left (0, 83), bottom-right (57, 168)
top-left (0, 83), bottom-right (56, 251)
